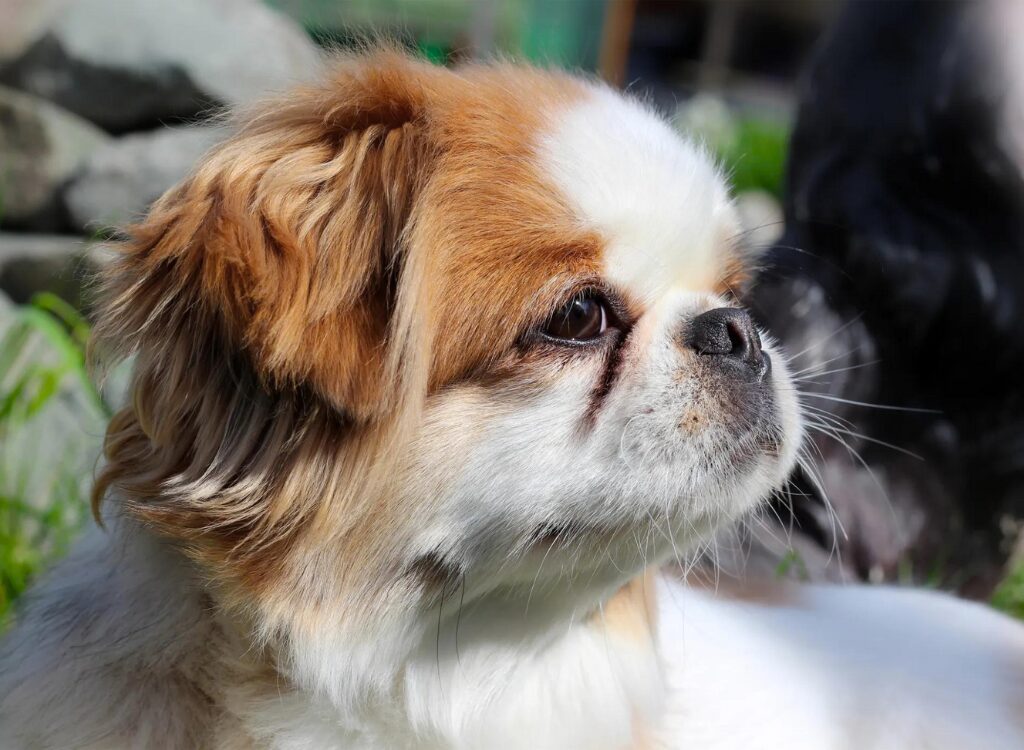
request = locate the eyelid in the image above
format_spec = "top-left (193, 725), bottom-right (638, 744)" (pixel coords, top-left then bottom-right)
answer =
top-left (589, 288), bottom-right (631, 332)
top-left (542, 286), bottom-right (630, 343)
top-left (517, 280), bottom-right (635, 351)
top-left (560, 283), bottom-right (631, 329)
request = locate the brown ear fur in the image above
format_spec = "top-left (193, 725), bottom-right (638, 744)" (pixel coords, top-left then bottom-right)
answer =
top-left (90, 51), bottom-right (442, 586)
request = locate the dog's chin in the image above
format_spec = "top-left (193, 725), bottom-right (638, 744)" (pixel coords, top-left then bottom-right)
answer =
top-left (480, 425), bottom-right (802, 601)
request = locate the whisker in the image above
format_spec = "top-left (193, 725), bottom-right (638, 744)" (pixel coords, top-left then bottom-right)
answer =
top-left (792, 359), bottom-right (881, 382)
top-left (436, 580), bottom-right (447, 701)
top-left (803, 422), bottom-right (900, 528)
top-left (524, 532), bottom-right (557, 619)
top-left (816, 423), bottom-right (924, 460)
top-left (758, 243), bottom-right (857, 284)
top-left (796, 443), bottom-right (848, 551)
top-left (455, 572), bottom-right (466, 667)
top-left (801, 392), bottom-right (941, 414)
top-left (784, 313), bottom-right (865, 364)
top-left (790, 349), bottom-right (870, 378)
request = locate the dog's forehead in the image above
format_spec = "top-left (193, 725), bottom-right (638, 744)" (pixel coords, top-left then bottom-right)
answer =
top-left (539, 85), bottom-right (740, 304)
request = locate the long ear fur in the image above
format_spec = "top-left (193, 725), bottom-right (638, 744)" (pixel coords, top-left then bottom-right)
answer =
top-left (90, 51), bottom-right (440, 588)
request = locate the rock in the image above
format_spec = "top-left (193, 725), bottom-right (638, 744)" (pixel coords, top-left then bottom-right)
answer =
top-left (0, 85), bottom-right (109, 230)
top-left (0, 0), bottom-right (58, 59)
top-left (0, 233), bottom-right (94, 306)
top-left (673, 94), bottom-right (736, 149)
top-left (63, 124), bottom-right (226, 231)
top-left (0, 0), bottom-right (321, 133)
top-left (735, 189), bottom-right (783, 249)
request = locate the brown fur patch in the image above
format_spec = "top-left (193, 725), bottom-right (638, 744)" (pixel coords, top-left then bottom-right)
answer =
top-left (89, 50), bottom-right (600, 615)
top-left (630, 715), bottom-right (657, 750)
top-left (590, 569), bottom-right (658, 644)
top-left (714, 252), bottom-right (753, 299)
top-left (678, 409), bottom-right (704, 434)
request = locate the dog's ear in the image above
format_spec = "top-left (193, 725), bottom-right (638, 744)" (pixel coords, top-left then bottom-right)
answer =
top-left (94, 51), bottom-right (440, 423)
top-left (89, 53), bottom-right (443, 551)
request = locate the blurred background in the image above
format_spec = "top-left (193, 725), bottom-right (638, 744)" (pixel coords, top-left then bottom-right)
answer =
top-left (2, 0), bottom-right (1023, 626)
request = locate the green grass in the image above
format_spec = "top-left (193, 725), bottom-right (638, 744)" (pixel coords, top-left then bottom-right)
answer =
top-left (718, 117), bottom-right (789, 198)
top-left (992, 564), bottom-right (1024, 620)
top-left (674, 97), bottom-right (789, 199)
top-left (0, 293), bottom-right (111, 625)
top-left (774, 547), bottom-right (810, 581)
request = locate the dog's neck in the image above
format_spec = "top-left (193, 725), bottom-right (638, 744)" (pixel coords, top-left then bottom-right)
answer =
top-left (89, 521), bottom-right (664, 749)
top-left (397, 572), bottom-right (665, 749)
top-left (233, 573), bottom-right (665, 749)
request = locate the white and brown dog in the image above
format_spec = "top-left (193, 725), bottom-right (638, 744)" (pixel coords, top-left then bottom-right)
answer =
top-left (1, 51), bottom-right (1022, 750)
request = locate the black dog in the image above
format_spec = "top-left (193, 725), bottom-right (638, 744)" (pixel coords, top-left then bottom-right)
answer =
top-left (751, 0), bottom-right (1024, 590)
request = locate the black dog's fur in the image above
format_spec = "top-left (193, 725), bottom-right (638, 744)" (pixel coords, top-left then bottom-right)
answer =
top-left (752, 0), bottom-right (1024, 589)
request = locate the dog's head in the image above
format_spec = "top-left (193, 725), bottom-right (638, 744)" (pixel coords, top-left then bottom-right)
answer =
top-left (92, 51), bottom-right (802, 705)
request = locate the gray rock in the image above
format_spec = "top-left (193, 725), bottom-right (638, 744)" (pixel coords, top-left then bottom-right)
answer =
top-left (0, 0), bottom-right (321, 133)
top-left (0, 85), bottom-right (109, 230)
top-left (735, 189), bottom-right (783, 250)
top-left (0, 0), bottom-right (59, 60)
top-left (64, 124), bottom-right (227, 231)
top-left (0, 233), bottom-right (94, 306)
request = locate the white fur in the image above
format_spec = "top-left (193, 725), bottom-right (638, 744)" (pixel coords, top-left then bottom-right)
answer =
top-left (541, 84), bottom-right (739, 299)
top-left (656, 576), bottom-right (1024, 750)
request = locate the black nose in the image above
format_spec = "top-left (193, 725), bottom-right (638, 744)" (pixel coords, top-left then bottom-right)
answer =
top-left (688, 307), bottom-right (768, 378)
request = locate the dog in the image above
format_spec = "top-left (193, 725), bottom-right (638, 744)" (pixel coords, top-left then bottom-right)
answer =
top-left (752, 0), bottom-right (1024, 586)
top-left (1, 50), bottom-right (1022, 750)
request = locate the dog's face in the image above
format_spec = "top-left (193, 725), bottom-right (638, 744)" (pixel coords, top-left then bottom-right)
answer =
top-left (399, 84), bottom-right (801, 609)
top-left (93, 52), bottom-right (801, 698)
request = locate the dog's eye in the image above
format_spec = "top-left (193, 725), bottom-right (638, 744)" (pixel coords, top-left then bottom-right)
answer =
top-left (544, 293), bottom-right (608, 342)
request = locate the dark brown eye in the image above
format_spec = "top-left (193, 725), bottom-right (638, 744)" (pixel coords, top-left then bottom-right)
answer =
top-left (543, 293), bottom-right (608, 342)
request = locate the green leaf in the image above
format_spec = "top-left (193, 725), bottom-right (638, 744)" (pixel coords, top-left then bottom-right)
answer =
top-left (31, 292), bottom-right (92, 351)
top-left (992, 565), bottom-right (1024, 621)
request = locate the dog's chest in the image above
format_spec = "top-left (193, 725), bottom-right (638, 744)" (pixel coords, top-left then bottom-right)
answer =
top-left (237, 614), bottom-right (664, 750)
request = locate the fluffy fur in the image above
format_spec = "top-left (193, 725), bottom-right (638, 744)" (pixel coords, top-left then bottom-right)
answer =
top-left (0, 49), bottom-right (1022, 750)
top-left (753, 0), bottom-right (1024, 584)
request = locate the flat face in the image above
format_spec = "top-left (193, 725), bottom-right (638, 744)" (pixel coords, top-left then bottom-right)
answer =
top-left (393, 74), bottom-right (803, 611)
